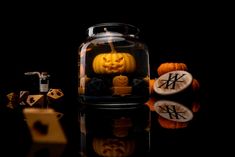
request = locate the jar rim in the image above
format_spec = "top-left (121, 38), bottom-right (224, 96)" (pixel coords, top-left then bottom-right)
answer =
top-left (87, 22), bottom-right (140, 38)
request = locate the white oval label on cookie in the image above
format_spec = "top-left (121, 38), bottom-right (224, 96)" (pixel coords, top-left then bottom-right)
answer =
top-left (153, 70), bottom-right (193, 95)
top-left (154, 100), bottom-right (193, 122)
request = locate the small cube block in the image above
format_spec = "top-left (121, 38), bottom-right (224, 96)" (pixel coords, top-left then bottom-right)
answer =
top-left (112, 87), bottom-right (132, 96)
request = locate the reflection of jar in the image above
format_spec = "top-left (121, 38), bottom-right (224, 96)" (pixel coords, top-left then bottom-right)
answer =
top-left (78, 23), bottom-right (150, 105)
top-left (79, 105), bottom-right (151, 157)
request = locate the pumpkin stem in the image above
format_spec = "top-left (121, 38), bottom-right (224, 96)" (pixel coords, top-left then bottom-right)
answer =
top-left (109, 41), bottom-right (116, 53)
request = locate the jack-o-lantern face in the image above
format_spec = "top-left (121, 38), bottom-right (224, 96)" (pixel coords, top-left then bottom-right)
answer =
top-left (103, 54), bottom-right (124, 73)
top-left (93, 53), bottom-right (136, 74)
top-left (92, 138), bottom-right (135, 157)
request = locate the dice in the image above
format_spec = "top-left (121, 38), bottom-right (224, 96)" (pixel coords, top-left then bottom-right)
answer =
top-left (26, 95), bottom-right (44, 107)
top-left (6, 92), bottom-right (19, 109)
top-left (46, 88), bottom-right (64, 110)
top-left (47, 88), bottom-right (64, 101)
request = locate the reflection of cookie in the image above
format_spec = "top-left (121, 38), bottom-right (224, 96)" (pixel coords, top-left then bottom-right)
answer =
top-left (154, 100), bottom-right (193, 123)
top-left (154, 100), bottom-right (195, 129)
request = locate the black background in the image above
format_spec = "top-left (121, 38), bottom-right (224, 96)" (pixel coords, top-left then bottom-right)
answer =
top-left (1, 3), bottom-right (214, 96)
top-left (0, 2), bottom-right (227, 156)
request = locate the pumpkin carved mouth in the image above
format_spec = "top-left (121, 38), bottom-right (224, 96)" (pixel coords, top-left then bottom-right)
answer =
top-left (103, 64), bottom-right (124, 73)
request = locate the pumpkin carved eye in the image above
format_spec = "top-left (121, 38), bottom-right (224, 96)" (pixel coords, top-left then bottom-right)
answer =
top-left (103, 57), bottom-right (110, 62)
top-left (116, 57), bottom-right (123, 62)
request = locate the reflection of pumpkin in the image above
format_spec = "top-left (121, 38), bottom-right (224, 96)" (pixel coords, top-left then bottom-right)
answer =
top-left (93, 42), bottom-right (136, 74)
top-left (145, 97), bottom-right (157, 111)
top-left (157, 62), bottom-right (188, 76)
top-left (93, 138), bottom-right (135, 157)
top-left (191, 101), bottom-right (200, 113)
top-left (158, 116), bottom-right (188, 129)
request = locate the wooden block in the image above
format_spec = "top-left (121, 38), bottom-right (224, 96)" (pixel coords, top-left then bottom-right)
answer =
top-left (23, 108), bottom-right (67, 144)
top-left (26, 95), bottom-right (44, 107)
top-left (112, 86), bottom-right (132, 96)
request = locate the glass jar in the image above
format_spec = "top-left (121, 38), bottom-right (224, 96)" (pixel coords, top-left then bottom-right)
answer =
top-left (78, 23), bottom-right (150, 106)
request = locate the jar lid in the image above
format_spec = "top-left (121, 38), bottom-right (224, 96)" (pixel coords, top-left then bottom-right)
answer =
top-left (87, 22), bottom-right (140, 38)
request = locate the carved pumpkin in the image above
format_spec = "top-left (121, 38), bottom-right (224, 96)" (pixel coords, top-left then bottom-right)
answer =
top-left (92, 42), bottom-right (136, 74)
top-left (93, 53), bottom-right (136, 74)
top-left (92, 137), bottom-right (135, 157)
top-left (157, 62), bottom-right (188, 76)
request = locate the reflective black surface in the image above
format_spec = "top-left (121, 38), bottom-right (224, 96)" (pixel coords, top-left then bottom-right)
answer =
top-left (0, 4), bottom-right (215, 156)
top-left (0, 93), bottom-right (210, 157)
